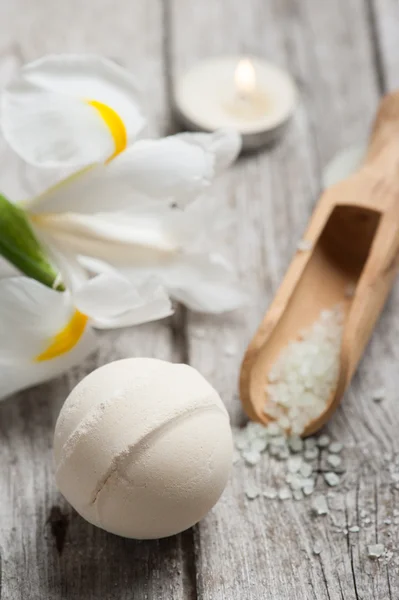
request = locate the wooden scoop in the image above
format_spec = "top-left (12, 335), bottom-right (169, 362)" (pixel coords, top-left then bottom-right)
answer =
top-left (240, 91), bottom-right (399, 436)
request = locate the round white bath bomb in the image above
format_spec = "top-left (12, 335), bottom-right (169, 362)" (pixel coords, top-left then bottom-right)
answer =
top-left (54, 358), bottom-right (233, 539)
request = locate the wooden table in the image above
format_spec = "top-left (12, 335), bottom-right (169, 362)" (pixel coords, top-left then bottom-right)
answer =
top-left (1, 0), bottom-right (399, 598)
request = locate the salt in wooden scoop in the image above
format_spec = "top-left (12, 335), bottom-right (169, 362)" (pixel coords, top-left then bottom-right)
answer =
top-left (240, 90), bottom-right (399, 436)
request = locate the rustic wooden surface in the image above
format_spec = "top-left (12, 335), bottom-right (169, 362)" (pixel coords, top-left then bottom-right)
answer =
top-left (0, 0), bottom-right (399, 598)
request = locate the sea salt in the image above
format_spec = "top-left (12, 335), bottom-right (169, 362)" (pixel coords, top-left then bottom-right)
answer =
top-left (324, 472), bottom-right (340, 487)
top-left (245, 484), bottom-right (260, 500)
top-left (317, 434), bottom-right (331, 448)
top-left (311, 495), bottom-right (329, 516)
top-left (372, 387), bottom-right (386, 403)
top-left (242, 450), bottom-right (261, 466)
top-left (329, 441), bottom-right (343, 454)
top-left (278, 487), bottom-right (292, 500)
top-left (263, 306), bottom-right (343, 435)
top-left (300, 462), bottom-right (313, 478)
top-left (368, 544), bottom-right (385, 559)
top-left (313, 542), bottom-right (323, 555)
top-left (349, 525), bottom-right (360, 533)
top-left (327, 454), bottom-right (342, 468)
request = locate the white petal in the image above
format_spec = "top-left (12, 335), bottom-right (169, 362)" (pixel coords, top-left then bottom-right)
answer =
top-left (322, 144), bottom-right (366, 188)
top-left (2, 54), bottom-right (145, 167)
top-left (74, 271), bottom-right (173, 329)
top-left (123, 253), bottom-right (247, 314)
top-left (175, 128), bottom-right (242, 172)
top-left (0, 327), bottom-right (95, 401)
top-left (2, 91), bottom-right (115, 167)
top-left (0, 277), bottom-right (72, 360)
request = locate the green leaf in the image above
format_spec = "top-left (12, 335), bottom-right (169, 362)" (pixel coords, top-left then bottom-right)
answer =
top-left (0, 194), bottom-right (64, 290)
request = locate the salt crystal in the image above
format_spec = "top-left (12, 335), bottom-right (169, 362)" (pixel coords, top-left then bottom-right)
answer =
top-left (372, 387), bottom-right (386, 402)
top-left (303, 484), bottom-right (315, 496)
top-left (297, 239), bottom-right (313, 251)
top-left (368, 544), bottom-right (385, 559)
top-left (251, 438), bottom-right (268, 453)
top-left (288, 436), bottom-right (303, 453)
top-left (277, 448), bottom-right (290, 461)
top-left (293, 489), bottom-right (304, 501)
top-left (300, 463), bottom-right (313, 478)
top-left (245, 484), bottom-right (260, 500)
top-left (311, 495), bottom-right (329, 515)
top-left (329, 441), bottom-right (343, 454)
top-left (235, 436), bottom-right (249, 451)
top-left (360, 509), bottom-right (368, 518)
top-left (343, 528), bottom-right (348, 535)
top-left (324, 472), bottom-right (340, 487)
top-left (349, 526), bottom-right (360, 533)
top-left (304, 447), bottom-right (319, 461)
top-left (384, 518), bottom-right (392, 525)
top-left (317, 434), bottom-right (331, 448)
top-left (305, 438), bottom-right (317, 450)
top-left (263, 488), bottom-right (278, 500)
top-left (267, 422), bottom-right (282, 436)
top-left (327, 454), bottom-right (342, 468)
top-left (287, 456), bottom-right (302, 474)
top-left (278, 487), bottom-right (292, 500)
top-left (313, 542), bottom-right (322, 555)
top-left (290, 477), bottom-right (303, 491)
top-left (301, 477), bottom-right (315, 490)
top-left (242, 450), bottom-right (261, 466)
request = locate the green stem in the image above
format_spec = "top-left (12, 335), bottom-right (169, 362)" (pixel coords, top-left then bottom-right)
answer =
top-left (0, 194), bottom-right (64, 291)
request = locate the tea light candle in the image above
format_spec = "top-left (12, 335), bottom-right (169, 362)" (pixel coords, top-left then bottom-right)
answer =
top-left (174, 56), bottom-right (298, 150)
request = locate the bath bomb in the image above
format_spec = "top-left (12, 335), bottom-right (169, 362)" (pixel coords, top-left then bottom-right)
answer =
top-left (54, 358), bottom-right (233, 539)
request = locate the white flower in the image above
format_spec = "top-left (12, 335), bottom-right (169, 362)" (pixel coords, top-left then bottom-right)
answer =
top-left (1, 54), bottom-right (244, 313)
top-left (0, 269), bottom-right (172, 400)
top-left (1, 54), bottom-right (241, 199)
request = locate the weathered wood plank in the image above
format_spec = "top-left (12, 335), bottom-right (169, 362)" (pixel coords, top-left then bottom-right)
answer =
top-left (169, 0), bottom-right (399, 598)
top-left (0, 2), bottom-right (193, 599)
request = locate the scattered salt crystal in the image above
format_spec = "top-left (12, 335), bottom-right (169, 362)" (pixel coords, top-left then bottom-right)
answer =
top-left (304, 447), bottom-right (319, 461)
top-left (329, 441), bottom-right (343, 454)
top-left (290, 477), bottom-right (303, 491)
top-left (278, 487), bottom-right (292, 500)
top-left (364, 518), bottom-right (371, 525)
top-left (277, 448), bottom-right (290, 461)
top-left (293, 489), bottom-right (304, 501)
top-left (384, 518), bottom-right (392, 525)
top-left (327, 454), bottom-right (342, 468)
top-left (303, 484), bottom-right (315, 496)
top-left (297, 239), bottom-right (313, 251)
top-left (345, 283), bottom-right (356, 298)
top-left (267, 422), bottom-right (281, 436)
top-left (343, 528), bottom-right (348, 535)
top-left (289, 436), bottom-right (303, 453)
top-left (305, 438), bottom-right (317, 450)
top-left (372, 387), bottom-right (386, 402)
top-left (311, 495), bottom-right (329, 516)
top-left (324, 472), bottom-right (340, 487)
top-left (287, 456), bottom-right (302, 473)
top-left (263, 488), bottom-right (277, 500)
top-left (360, 509), bottom-right (368, 518)
top-left (242, 450), bottom-right (261, 466)
top-left (313, 542), bottom-right (322, 555)
top-left (245, 484), bottom-right (260, 500)
top-left (301, 477), bottom-right (315, 490)
top-left (251, 438), bottom-right (268, 453)
top-left (349, 526), bottom-right (360, 533)
top-left (368, 544), bottom-right (385, 559)
top-left (317, 434), bottom-right (331, 448)
top-left (300, 463), bottom-right (313, 478)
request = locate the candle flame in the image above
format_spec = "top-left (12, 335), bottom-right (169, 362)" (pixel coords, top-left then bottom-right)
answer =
top-left (234, 58), bottom-right (256, 96)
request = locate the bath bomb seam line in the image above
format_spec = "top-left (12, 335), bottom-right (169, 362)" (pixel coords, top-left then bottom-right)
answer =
top-left (90, 402), bottom-right (229, 511)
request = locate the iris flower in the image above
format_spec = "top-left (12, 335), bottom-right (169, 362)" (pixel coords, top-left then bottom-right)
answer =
top-left (1, 54), bottom-right (244, 313)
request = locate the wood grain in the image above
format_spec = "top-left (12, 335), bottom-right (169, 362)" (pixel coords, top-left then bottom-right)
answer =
top-left (0, 2), bottom-right (191, 599)
top-left (1, 0), bottom-right (399, 598)
top-left (169, 0), bottom-right (399, 598)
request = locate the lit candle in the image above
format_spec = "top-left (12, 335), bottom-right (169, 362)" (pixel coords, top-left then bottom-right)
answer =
top-left (174, 56), bottom-right (298, 150)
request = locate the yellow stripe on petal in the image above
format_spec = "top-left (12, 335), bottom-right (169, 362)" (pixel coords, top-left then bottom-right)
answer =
top-left (88, 100), bottom-right (127, 162)
top-left (35, 310), bottom-right (88, 362)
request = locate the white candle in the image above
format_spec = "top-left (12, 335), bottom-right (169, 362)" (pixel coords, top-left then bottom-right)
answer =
top-left (174, 56), bottom-right (298, 150)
